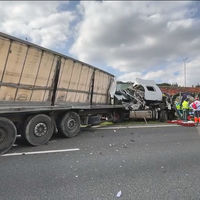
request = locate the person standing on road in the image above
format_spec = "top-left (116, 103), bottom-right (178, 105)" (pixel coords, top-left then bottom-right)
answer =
top-left (190, 98), bottom-right (200, 123)
top-left (182, 97), bottom-right (190, 121)
top-left (175, 101), bottom-right (182, 119)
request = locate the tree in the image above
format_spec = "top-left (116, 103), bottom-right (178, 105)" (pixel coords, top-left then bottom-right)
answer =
top-left (157, 83), bottom-right (171, 87)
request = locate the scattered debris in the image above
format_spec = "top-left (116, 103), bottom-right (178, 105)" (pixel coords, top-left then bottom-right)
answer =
top-left (122, 144), bottom-right (128, 148)
top-left (130, 139), bottom-right (135, 143)
top-left (116, 190), bottom-right (122, 198)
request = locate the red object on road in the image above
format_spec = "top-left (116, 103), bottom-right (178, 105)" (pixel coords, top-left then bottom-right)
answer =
top-left (168, 120), bottom-right (196, 127)
top-left (179, 121), bottom-right (196, 127)
top-left (176, 120), bottom-right (184, 125)
top-left (167, 120), bottom-right (178, 124)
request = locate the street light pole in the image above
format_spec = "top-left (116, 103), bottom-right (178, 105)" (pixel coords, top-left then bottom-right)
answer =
top-left (183, 57), bottom-right (187, 87)
top-left (184, 60), bottom-right (186, 87)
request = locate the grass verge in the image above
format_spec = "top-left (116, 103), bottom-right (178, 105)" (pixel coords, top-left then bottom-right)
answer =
top-left (99, 120), bottom-right (168, 127)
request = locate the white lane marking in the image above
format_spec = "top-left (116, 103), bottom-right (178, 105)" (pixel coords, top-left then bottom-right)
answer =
top-left (2, 148), bottom-right (80, 157)
top-left (99, 124), bottom-right (179, 130)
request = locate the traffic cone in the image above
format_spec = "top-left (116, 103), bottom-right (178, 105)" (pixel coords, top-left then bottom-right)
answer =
top-left (199, 117), bottom-right (200, 123)
top-left (194, 117), bottom-right (198, 123)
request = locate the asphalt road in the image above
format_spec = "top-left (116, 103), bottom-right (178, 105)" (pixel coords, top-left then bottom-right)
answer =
top-left (1, 125), bottom-right (200, 200)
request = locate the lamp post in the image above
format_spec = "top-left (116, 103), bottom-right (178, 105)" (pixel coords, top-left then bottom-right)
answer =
top-left (183, 57), bottom-right (187, 87)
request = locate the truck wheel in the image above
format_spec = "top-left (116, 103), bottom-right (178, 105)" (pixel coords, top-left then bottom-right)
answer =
top-left (22, 114), bottom-right (53, 146)
top-left (58, 112), bottom-right (80, 138)
top-left (0, 117), bottom-right (17, 154)
top-left (152, 110), bottom-right (158, 120)
top-left (159, 110), bottom-right (168, 122)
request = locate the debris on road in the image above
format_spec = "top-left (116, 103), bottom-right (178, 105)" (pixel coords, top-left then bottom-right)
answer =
top-left (116, 190), bottom-right (122, 198)
top-left (122, 144), bottom-right (128, 148)
top-left (168, 119), bottom-right (196, 127)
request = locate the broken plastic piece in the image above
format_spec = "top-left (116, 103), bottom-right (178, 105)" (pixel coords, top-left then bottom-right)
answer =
top-left (116, 190), bottom-right (122, 198)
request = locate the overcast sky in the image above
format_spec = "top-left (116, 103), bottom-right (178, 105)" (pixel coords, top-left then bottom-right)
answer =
top-left (0, 1), bottom-right (200, 86)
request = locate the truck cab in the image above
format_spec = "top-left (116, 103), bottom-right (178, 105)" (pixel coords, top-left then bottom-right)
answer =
top-left (133, 78), bottom-right (162, 102)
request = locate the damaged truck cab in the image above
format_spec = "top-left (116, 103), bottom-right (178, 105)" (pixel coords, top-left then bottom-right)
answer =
top-left (114, 78), bottom-right (174, 121)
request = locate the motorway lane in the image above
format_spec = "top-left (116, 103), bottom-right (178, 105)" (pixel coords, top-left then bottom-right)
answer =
top-left (1, 126), bottom-right (200, 200)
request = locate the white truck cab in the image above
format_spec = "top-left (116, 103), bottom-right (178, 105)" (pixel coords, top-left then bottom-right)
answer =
top-left (133, 78), bottom-right (162, 101)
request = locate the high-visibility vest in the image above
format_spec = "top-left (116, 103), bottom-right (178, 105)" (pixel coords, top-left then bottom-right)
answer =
top-left (182, 100), bottom-right (189, 110)
top-left (176, 103), bottom-right (181, 110)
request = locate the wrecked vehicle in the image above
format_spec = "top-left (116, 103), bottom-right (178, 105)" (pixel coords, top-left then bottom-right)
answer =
top-left (114, 78), bottom-right (175, 121)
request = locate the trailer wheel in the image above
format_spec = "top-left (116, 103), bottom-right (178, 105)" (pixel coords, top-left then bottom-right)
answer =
top-left (59, 112), bottom-right (80, 138)
top-left (0, 117), bottom-right (17, 154)
top-left (22, 114), bottom-right (53, 146)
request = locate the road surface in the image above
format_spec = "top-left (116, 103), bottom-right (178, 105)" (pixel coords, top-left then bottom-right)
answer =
top-left (1, 125), bottom-right (200, 200)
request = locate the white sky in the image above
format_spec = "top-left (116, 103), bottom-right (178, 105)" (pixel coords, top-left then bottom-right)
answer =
top-left (0, 1), bottom-right (200, 86)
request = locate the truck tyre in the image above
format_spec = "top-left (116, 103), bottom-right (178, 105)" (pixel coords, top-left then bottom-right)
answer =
top-left (152, 110), bottom-right (156, 120)
top-left (22, 114), bottom-right (53, 146)
top-left (0, 117), bottom-right (17, 154)
top-left (159, 110), bottom-right (168, 122)
top-left (58, 112), bottom-right (80, 138)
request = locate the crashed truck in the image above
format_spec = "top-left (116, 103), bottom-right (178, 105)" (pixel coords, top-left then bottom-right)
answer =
top-left (0, 32), bottom-right (174, 155)
top-left (0, 32), bottom-right (126, 154)
top-left (113, 78), bottom-right (175, 122)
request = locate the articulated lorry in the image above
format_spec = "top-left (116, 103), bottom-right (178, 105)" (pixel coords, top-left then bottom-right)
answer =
top-left (0, 32), bottom-right (175, 154)
top-left (0, 32), bottom-right (125, 154)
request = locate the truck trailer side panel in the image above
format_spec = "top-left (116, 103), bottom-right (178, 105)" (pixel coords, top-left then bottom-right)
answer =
top-left (0, 36), bottom-right (58, 104)
top-left (0, 33), bottom-right (114, 106)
